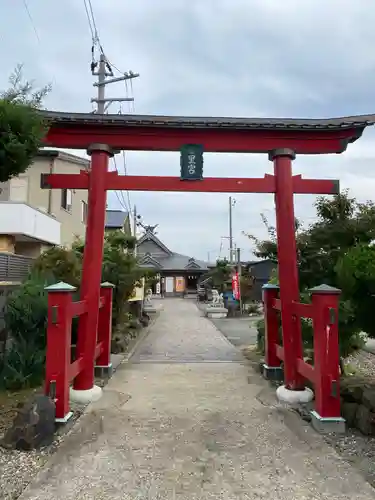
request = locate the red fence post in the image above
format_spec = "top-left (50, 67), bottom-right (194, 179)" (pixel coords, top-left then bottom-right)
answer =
top-left (44, 281), bottom-right (76, 422)
top-left (262, 283), bottom-right (283, 381)
top-left (310, 284), bottom-right (345, 433)
top-left (95, 282), bottom-right (115, 377)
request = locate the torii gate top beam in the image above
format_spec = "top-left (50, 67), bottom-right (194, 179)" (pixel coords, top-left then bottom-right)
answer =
top-left (41, 111), bottom-right (375, 154)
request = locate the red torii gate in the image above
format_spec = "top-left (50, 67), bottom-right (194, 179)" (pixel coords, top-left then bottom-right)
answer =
top-left (41, 111), bottom-right (371, 429)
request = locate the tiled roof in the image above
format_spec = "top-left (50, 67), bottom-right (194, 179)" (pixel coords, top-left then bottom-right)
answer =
top-left (137, 230), bottom-right (172, 255)
top-left (139, 252), bottom-right (210, 271)
top-left (105, 210), bottom-right (129, 229)
top-left (41, 111), bottom-right (375, 131)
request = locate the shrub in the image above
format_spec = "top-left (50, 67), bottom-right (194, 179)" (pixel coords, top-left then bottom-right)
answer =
top-left (101, 231), bottom-right (144, 329)
top-left (1, 274), bottom-right (48, 390)
top-left (256, 318), bottom-right (265, 354)
top-left (33, 246), bottom-right (82, 287)
top-left (0, 336), bottom-right (45, 391)
top-left (247, 302), bottom-right (261, 315)
top-left (4, 273), bottom-right (48, 348)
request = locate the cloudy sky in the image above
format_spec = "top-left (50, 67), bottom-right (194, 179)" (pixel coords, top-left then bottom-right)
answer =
top-left (2, 0), bottom-right (375, 262)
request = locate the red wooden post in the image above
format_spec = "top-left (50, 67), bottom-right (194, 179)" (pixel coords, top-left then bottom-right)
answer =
top-left (310, 284), bottom-right (345, 432)
top-left (44, 281), bottom-right (76, 422)
top-left (270, 148), bottom-right (304, 390)
top-left (74, 144), bottom-right (114, 393)
top-left (95, 282), bottom-right (115, 376)
top-left (262, 283), bottom-right (283, 381)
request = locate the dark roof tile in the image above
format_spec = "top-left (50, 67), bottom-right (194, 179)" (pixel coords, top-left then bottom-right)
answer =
top-left (105, 210), bottom-right (128, 229)
top-left (41, 111), bottom-right (375, 131)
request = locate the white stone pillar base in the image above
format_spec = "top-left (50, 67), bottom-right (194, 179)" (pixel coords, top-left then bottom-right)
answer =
top-left (70, 384), bottom-right (103, 405)
top-left (276, 385), bottom-right (314, 405)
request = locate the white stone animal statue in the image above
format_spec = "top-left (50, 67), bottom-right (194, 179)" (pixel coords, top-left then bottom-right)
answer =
top-left (145, 288), bottom-right (153, 304)
top-left (209, 290), bottom-right (224, 308)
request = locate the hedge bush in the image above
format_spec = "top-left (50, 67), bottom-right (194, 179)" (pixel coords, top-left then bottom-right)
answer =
top-left (0, 274), bottom-right (48, 390)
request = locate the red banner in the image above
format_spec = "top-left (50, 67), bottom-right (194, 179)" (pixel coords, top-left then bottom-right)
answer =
top-left (232, 272), bottom-right (240, 300)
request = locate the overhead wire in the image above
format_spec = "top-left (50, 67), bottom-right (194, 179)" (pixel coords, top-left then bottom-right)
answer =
top-left (83, 0), bottom-right (127, 78)
top-left (83, 0), bottom-right (95, 42)
top-left (118, 101), bottom-right (133, 213)
top-left (21, 0), bottom-right (59, 90)
top-left (113, 105), bottom-right (132, 214)
top-left (112, 155), bottom-right (130, 212)
top-left (86, 0), bottom-right (100, 43)
top-left (22, 0), bottom-right (40, 44)
top-left (82, 0), bottom-right (136, 216)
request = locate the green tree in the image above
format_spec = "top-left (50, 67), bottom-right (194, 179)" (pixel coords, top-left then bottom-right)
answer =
top-left (33, 245), bottom-right (82, 287)
top-left (0, 65), bottom-right (51, 182)
top-left (240, 266), bottom-right (255, 305)
top-left (336, 243), bottom-right (375, 338)
top-left (206, 258), bottom-right (232, 292)
top-left (101, 231), bottom-right (144, 327)
top-left (246, 191), bottom-right (375, 358)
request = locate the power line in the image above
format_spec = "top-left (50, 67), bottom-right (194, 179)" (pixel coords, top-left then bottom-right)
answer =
top-left (21, 0), bottom-right (59, 89)
top-left (118, 104), bottom-right (132, 213)
top-left (86, 0), bottom-right (100, 42)
top-left (112, 155), bottom-right (130, 212)
top-left (83, 0), bottom-right (95, 41)
top-left (22, 0), bottom-right (40, 44)
top-left (83, 0), bottom-right (135, 80)
top-left (82, 0), bottom-right (138, 217)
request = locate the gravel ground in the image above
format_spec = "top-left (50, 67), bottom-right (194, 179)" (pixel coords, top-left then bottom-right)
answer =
top-left (325, 429), bottom-right (375, 487)
top-left (295, 350), bottom-right (375, 489)
top-left (323, 350), bottom-right (375, 487)
top-left (0, 399), bottom-right (87, 500)
top-left (0, 373), bottom-right (119, 499)
top-left (347, 350), bottom-right (375, 379)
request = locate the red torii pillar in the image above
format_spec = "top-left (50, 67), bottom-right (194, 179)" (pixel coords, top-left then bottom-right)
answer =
top-left (70, 143), bottom-right (114, 401)
top-left (270, 148), bottom-right (304, 390)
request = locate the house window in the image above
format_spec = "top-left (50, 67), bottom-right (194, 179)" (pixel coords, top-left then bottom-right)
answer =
top-left (81, 200), bottom-right (88, 224)
top-left (61, 189), bottom-right (72, 212)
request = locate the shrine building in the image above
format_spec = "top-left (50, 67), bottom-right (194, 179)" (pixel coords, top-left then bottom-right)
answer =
top-left (137, 226), bottom-right (212, 296)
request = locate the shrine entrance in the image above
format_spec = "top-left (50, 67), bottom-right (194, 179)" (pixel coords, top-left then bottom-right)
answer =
top-left (41, 110), bottom-right (371, 430)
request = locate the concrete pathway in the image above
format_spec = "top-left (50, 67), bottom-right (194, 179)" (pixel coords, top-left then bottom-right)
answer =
top-left (132, 299), bottom-right (243, 363)
top-left (209, 316), bottom-right (260, 348)
top-left (20, 299), bottom-right (375, 499)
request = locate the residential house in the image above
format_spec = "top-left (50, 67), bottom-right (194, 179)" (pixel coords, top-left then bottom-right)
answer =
top-left (105, 210), bottom-right (132, 235)
top-left (0, 149), bottom-right (89, 259)
top-left (244, 259), bottom-right (277, 301)
top-left (0, 149), bottom-right (90, 285)
top-left (137, 226), bottom-right (212, 296)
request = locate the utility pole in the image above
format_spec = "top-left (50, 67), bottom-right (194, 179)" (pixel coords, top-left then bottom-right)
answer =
top-left (229, 196), bottom-right (236, 263)
top-left (133, 204), bottom-right (137, 257)
top-left (91, 53), bottom-right (139, 114)
top-left (90, 52), bottom-right (140, 250)
top-left (236, 247), bottom-right (243, 315)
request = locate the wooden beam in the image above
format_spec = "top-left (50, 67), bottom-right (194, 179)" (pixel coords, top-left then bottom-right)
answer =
top-left (41, 172), bottom-right (340, 195)
top-left (44, 123), bottom-right (362, 154)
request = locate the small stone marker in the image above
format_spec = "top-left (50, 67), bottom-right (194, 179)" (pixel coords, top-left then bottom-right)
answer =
top-left (1, 394), bottom-right (56, 451)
